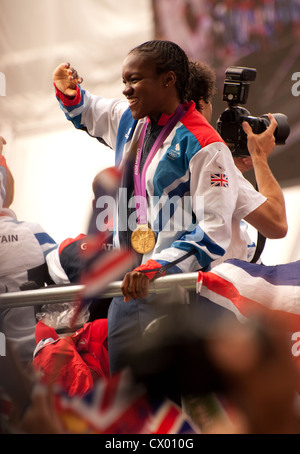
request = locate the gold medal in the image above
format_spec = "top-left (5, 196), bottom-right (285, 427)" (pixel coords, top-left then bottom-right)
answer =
top-left (131, 224), bottom-right (156, 254)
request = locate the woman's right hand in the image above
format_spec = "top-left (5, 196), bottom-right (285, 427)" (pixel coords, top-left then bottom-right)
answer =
top-left (52, 62), bottom-right (83, 98)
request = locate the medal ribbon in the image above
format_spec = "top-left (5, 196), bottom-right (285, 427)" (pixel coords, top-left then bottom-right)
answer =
top-left (133, 104), bottom-right (185, 225)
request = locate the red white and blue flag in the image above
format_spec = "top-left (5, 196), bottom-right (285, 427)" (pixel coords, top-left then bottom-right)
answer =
top-left (79, 248), bottom-right (135, 301)
top-left (68, 164), bottom-right (134, 326)
top-left (70, 246), bottom-right (135, 327)
top-left (196, 258), bottom-right (300, 395)
top-left (196, 258), bottom-right (300, 332)
top-left (210, 173), bottom-right (229, 188)
top-left (54, 370), bottom-right (197, 434)
top-left (147, 398), bottom-right (197, 434)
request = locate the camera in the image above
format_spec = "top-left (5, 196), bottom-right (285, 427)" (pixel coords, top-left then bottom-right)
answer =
top-left (216, 66), bottom-right (290, 156)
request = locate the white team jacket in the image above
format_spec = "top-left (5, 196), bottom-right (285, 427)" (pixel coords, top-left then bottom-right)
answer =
top-left (56, 86), bottom-right (266, 274)
top-left (0, 156), bottom-right (57, 361)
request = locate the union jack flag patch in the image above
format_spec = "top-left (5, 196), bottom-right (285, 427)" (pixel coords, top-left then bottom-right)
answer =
top-left (210, 173), bottom-right (229, 188)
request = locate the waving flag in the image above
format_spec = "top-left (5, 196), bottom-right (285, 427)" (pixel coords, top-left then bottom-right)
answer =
top-left (67, 163), bottom-right (134, 327)
top-left (69, 246), bottom-right (135, 328)
top-left (148, 398), bottom-right (197, 434)
top-left (54, 370), bottom-right (197, 434)
top-left (79, 248), bottom-right (135, 301)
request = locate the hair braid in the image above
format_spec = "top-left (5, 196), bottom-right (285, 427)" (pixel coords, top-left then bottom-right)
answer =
top-left (129, 40), bottom-right (190, 103)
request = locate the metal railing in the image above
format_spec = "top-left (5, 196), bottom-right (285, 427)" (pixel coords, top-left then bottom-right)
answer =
top-left (0, 273), bottom-right (199, 309)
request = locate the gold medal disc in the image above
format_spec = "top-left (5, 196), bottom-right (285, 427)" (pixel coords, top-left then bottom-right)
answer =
top-left (131, 224), bottom-right (156, 254)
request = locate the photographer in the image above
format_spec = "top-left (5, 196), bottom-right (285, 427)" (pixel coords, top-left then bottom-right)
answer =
top-left (187, 60), bottom-right (287, 263)
top-left (187, 59), bottom-right (273, 173)
top-left (241, 114), bottom-right (287, 239)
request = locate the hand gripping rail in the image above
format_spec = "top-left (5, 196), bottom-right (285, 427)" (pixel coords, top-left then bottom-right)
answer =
top-left (0, 273), bottom-right (199, 309)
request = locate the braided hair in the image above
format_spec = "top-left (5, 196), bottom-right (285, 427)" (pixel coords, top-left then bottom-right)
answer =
top-left (129, 40), bottom-right (190, 104)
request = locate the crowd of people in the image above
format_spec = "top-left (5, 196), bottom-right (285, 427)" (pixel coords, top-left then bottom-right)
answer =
top-left (0, 38), bottom-right (298, 435)
top-left (153, 0), bottom-right (300, 70)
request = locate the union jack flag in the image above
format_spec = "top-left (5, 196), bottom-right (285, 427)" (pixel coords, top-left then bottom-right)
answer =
top-left (54, 370), bottom-right (198, 434)
top-left (148, 398), bottom-right (197, 434)
top-left (210, 173), bottom-right (229, 188)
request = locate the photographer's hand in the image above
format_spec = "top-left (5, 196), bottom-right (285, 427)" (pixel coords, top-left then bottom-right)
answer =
top-left (242, 113), bottom-right (276, 161)
top-left (233, 115), bottom-right (277, 174)
top-left (53, 62), bottom-right (83, 98)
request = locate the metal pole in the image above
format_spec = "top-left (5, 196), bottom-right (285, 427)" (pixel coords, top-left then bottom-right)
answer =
top-left (0, 273), bottom-right (198, 309)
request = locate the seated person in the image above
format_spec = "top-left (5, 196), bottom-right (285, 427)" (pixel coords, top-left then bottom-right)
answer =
top-left (0, 137), bottom-right (57, 363)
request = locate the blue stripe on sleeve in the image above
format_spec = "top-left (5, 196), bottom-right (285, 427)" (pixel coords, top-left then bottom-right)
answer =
top-left (115, 108), bottom-right (137, 167)
top-left (172, 228), bottom-right (225, 268)
top-left (56, 87), bottom-right (86, 129)
top-left (34, 232), bottom-right (56, 246)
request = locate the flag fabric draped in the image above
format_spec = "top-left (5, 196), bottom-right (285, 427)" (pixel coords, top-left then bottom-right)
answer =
top-left (196, 258), bottom-right (300, 332)
top-left (196, 258), bottom-right (300, 395)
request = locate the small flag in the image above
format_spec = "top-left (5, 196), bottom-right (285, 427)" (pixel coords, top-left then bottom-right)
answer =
top-left (54, 370), bottom-right (197, 434)
top-left (79, 248), bottom-right (135, 300)
top-left (70, 247), bottom-right (135, 327)
top-left (210, 173), bottom-right (229, 188)
top-left (147, 399), bottom-right (197, 434)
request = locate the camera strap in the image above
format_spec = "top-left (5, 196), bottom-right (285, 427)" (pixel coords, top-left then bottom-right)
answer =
top-left (250, 182), bottom-right (266, 263)
top-left (251, 231), bottom-right (266, 263)
top-left (139, 250), bottom-right (195, 281)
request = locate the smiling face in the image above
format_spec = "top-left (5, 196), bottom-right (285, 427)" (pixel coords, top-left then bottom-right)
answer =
top-left (122, 53), bottom-right (178, 121)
